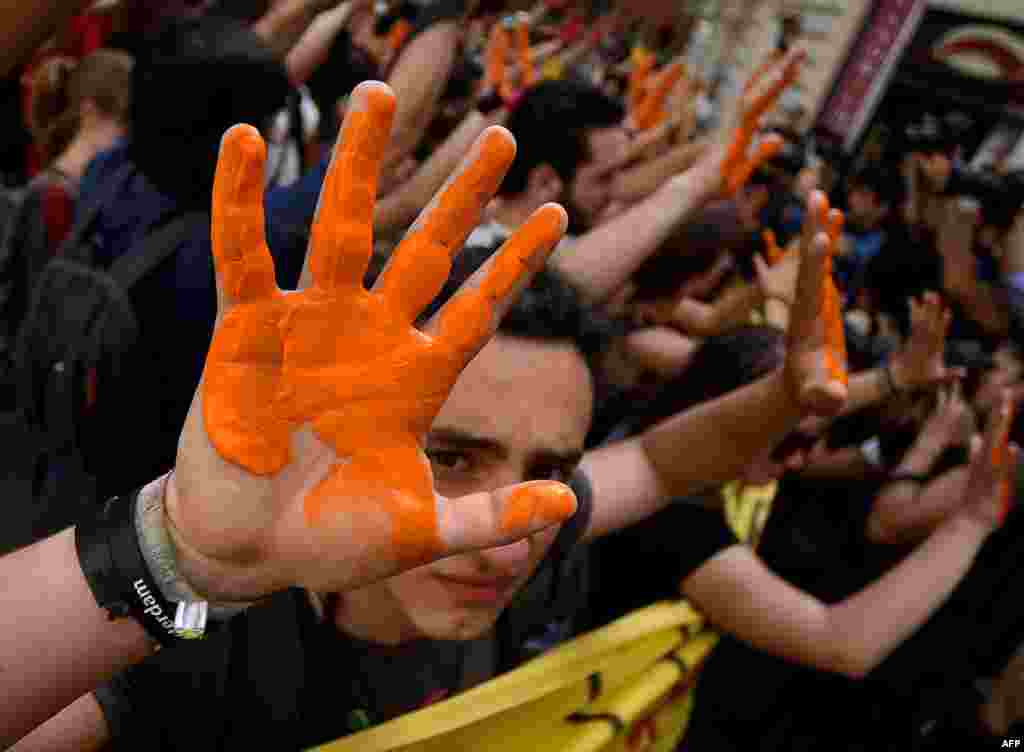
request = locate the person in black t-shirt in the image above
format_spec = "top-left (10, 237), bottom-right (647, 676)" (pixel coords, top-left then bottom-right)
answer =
top-left (588, 315), bottom-right (1019, 752)
top-left (10, 85), bottom-right (873, 749)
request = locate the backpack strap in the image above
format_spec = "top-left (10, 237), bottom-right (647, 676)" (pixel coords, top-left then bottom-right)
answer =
top-left (106, 211), bottom-right (208, 292)
top-left (55, 163), bottom-right (136, 266)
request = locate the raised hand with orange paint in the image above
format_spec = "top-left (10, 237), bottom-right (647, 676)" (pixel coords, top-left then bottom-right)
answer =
top-left (719, 48), bottom-right (805, 197)
top-left (168, 82), bottom-right (574, 603)
top-left (481, 13), bottom-right (537, 109)
top-left (785, 189), bottom-right (849, 416)
top-left (754, 229), bottom-right (800, 307)
top-left (629, 60), bottom-right (685, 133)
top-left (965, 390), bottom-right (1018, 529)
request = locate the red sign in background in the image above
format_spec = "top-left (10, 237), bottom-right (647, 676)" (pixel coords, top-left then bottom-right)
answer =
top-left (815, 0), bottom-right (925, 153)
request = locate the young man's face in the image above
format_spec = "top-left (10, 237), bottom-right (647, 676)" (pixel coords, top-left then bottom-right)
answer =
top-left (566, 126), bottom-right (631, 232)
top-left (846, 186), bottom-right (886, 232)
top-left (339, 334), bottom-right (594, 642)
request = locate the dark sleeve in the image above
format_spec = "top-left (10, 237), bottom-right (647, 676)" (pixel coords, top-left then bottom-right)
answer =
top-left (93, 629), bottom-right (233, 750)
top-left (637, 498), bottom-right (740, 581)
top-left (584, 494), bottom-right (739, 629)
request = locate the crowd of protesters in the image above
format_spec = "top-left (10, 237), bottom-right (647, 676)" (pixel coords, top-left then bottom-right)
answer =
top-left (2, 1), bottom-right (1024, 751)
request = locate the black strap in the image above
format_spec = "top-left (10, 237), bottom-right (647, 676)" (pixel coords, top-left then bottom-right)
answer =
top-left (106, 212), bottom-right (207, 292)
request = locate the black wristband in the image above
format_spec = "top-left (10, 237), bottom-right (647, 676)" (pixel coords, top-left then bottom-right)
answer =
top-left (76, 489), bottom-right (186, 647)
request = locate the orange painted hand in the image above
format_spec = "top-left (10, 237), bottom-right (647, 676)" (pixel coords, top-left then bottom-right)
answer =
top-left (965, 390), bottom-right (1017, 530)
top-left (628, 46), bottom-right (656, 113)
top-left (720, 49), bottom-right (805, 197)
top-left (753, 230), bottom-right (799, 306)
top-left (784, 190), bottom-right (849, 417)
top-left (631, 61), bottom-right (685, 132)
top-left (484, 14), bottom-right (536, 106)
top-left (168, 83), bottom-right (574, 601)
top-left (762, 229), bottom-right (785, 266)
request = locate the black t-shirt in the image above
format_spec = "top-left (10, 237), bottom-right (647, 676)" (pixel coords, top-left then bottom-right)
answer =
top-left (584, 496), bottom-right (739, 632)
top-left (686, 473), bottom-right (1024, 752)
top-left (95, 472), bottom-right (593, 751)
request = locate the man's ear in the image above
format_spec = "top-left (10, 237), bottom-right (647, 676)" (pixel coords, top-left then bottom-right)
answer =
top-left (527, 163), bottom-right (563, 204)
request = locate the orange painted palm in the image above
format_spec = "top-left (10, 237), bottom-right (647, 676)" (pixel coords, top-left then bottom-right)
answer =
top-left (169, 83), bottom-right (574, 601)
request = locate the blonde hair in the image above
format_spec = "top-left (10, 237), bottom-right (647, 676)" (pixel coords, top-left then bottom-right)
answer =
top-left (28, 49), bottom-right (133, 164)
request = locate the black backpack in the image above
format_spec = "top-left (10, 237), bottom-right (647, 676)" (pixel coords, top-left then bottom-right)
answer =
top-left (0, 165), bottom-right (207, 555)
top-left (0, 181), bottom-right (52, 388)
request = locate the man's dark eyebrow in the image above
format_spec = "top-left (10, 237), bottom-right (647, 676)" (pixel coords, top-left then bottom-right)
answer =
top-left (427, 428), bottom-right (507, 457)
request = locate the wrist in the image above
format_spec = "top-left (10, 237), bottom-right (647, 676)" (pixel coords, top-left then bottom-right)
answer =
top-left (140, 473), bottom-right (252, 620)
top-left (951, 509), bottom-right (997, 539)
top-left (885, 360), bottom-right (909, 393)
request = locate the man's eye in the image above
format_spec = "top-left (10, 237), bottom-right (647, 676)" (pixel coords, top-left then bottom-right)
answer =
top-left (426, 450), bottom-right (471, 473)
top-left (529, 464), bottom-right (574, 484)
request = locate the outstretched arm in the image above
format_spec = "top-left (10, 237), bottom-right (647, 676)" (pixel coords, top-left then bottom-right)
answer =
top-left (685, 394), bottom-right (1014, 679)
top-left (384, 17), bottom-right (464, 169)
top-left (1, 81), bottom-right (576, 747)
top-left (582, 190), bottom-right (849, 541)
top-left (552, 49), bottom-right (803, 304)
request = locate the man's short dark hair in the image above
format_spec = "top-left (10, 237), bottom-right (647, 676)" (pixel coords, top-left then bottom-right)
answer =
top-left (500, 80), bottom-right (625, 197)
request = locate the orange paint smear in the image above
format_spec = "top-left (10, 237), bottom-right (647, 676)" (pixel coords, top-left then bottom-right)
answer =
top-left (763, 229), bottom-right (783, 266)
top-left (434, 204), bottom-right (565, 354)
top-left (501, 482), bottom-right (578, 534)
top-left (486, 25), bottom-right (508, 90)
top-left (375, 129), bottom-right (516, 322)
top-left (309, 88), bottom-right (395, 290)
top-left (727, 135), bottom-right (782, 195)
top-left (517, 19), bottom-right (535, 89)
top-left (202, 95), bottom-right (567, 561)
top-left (993, 400), bottom-right (1016, 525)
top-left (633, 62), bottom-right (683, 132)
top-left (388, 19), bottom-right (412, 53)
top-left (628, 48), bottom-right (655, 114)
top-left (817, 202), bottom-right (848, 386)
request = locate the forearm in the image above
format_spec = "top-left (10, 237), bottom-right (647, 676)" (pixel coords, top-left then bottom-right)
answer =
top-left (827, 513), bottom-right (989, 677)
top-left (641, 367), bottom-right (799, 496)
top-left (611, 141), bottom-right (708, 203)
top-left (841, 367), bottom-right (893, 416)
top-left (375, 109), bottom-right (500, 233)
top-left (11, 695), bottom-right (109, 752)
top-left (868, 445), bottom-right (962, 544)
top-left (670, 284), bottom-right (761, 337)
top-left (552, 172), bottom-right (708, 304)
top-left (799, 446), bottom-right (874, 480)
top-left (0, 0), bottom-right (91, 77)
top-left (0, 529), bottom-right (151, 747)
top-left (253, 0), bottom-right (329, 60)
top-left (385, 22), bottom-right (461, 167)
top-left (285, 1), bottom-right (354, 85)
